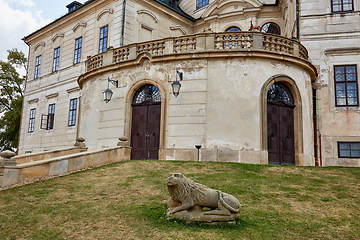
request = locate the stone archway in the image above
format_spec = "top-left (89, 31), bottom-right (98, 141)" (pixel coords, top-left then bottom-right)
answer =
top-left (261, 76), bottom-right (304, 165)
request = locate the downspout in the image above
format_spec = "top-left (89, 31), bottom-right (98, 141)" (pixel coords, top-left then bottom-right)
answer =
top-left (313, 88), bottom-right (319, 166)
top-left (296, 0), bottom-right (300, 39)
top-left (120, 0), bottom-right (127, 46)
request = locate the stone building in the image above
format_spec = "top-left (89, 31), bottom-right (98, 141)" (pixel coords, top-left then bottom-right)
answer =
top-left (17, 0), bottom-right (358, 166)
top-left (301, 0), bottom-right (360, 166)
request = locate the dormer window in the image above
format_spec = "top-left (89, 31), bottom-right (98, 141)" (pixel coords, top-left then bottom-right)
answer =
top-left (196, 0), bottom-right (209, 9)
top-left (331, 0), bottom-right (353, 12)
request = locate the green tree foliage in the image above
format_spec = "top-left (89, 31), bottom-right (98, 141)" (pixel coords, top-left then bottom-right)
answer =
top-left (0, 49), bottom-right (26, 151)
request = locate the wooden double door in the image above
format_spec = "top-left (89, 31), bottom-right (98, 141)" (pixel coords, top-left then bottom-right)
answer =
top-left (131, 103), bottom-right (161, 160)
top-left (267, 82), bottom-right (296, 165)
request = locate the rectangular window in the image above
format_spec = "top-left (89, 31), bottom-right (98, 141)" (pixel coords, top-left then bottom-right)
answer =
top-left (28, 108), bottom-right (36, 133)
top-left (196, 0), bottom-right (209, 9)
top-left (74, 37), bottom-right (82, 64)
top-left (331, 0), bottom-right (354, 12)
top-left (47, 104), bottom-right (55, 130)
top-left (68, 98), bottom-right (78, 126)
top-left (338, 142), bottom-right (360, 158)
top-left (52, 47), bottom-right (60, 72)
top-left (334, 65), bottom-right (358, 107)
top-left (34, 55), bottom-right (41, 79)
top-left (99, 25), bottom-right (108, 53)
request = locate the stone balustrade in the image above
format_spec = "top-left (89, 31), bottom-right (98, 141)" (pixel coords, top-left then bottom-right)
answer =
top-left (86, 32), bottom-right (309, 72)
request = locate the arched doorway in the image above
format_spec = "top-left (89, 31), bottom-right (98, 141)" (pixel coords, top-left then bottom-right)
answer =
top-left (131, 85), bottom-right (161, 160)
top-left (267, 83), bottom-right (295, 165)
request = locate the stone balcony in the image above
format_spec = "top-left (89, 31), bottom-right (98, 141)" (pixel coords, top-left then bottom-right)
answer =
top-left (85, 32), bottom-right (310, 74)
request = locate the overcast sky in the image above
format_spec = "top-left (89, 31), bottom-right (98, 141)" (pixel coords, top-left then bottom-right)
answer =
top-left (0, 0), bottom-right (86, 61)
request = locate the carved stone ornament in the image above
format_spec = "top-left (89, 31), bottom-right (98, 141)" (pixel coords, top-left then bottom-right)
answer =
top-left (166, 173), bottom-right (241, 223)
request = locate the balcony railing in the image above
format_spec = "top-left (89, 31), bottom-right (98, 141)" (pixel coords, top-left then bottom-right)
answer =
top-left (86, 32), bottom-right (309, 72)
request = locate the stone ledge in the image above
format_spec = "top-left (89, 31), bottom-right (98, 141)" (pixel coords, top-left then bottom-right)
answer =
top-left (8, 146), bottom-right (129, 169)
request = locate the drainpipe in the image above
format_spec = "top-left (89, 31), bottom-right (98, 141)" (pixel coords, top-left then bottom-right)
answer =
top-left (296, 0), bottom-right (300, 39)
top-left (313, 88), bottom-right (319, 166)
top-left (319, 133), bottom-right (323, 167)
top-left (120, 0), bottom-right (127, 46)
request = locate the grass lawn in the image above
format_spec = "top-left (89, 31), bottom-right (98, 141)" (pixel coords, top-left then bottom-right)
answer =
top-left (0, 161), bottom-right (359, 240)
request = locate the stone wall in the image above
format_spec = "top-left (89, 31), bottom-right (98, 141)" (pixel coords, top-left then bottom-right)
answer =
top-left (0, 146), bottom-right (131, 190)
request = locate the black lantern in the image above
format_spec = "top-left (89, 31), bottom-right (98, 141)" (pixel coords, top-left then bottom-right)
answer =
top-left (172, 70), bottom-right (183, 97)
top-left (103, 77), bottom-right (119, 103)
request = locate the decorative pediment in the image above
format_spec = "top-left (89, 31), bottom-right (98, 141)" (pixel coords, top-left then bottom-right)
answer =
top-left (170, 25), bottom-right (186, 35)
top-left (51, 33), bottom-right (64, 42)
top-left (34, 42), bottom-right (45, 52)
top-left (97, 8), bottom-right (114, 21)
top-left (137, 10), bottom-right (159, 23)
top-left (72, 22), bottom-right (87, 32)
top-left (202, 0), bottom-right (263, 18)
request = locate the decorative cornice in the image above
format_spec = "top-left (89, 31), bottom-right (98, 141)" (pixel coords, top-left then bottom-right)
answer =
top-left (51, 33), bottom-right (65, 42)
top-left (67, 87), bottom-right (81, 93)
top-left (97, 8), bottom-right (114, 21)
top-left (34, 42), bottom-right (45, 52)
top-left (46, 93), bottom-right (59, 99)
top-left (27, 98), bottom-right (39, 104)
top-left (137, 9), bottom-right (159, 23)
top-left (324, 47), bottom-right (360, 56)
top-left (170, 25), bottom-right (187, 35)
top-left (72, 22), bottom-right (87, 32)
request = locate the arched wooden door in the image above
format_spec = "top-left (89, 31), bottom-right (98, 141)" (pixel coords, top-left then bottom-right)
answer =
top-left (267, 83), bottom-right (295, 165)
top-left (131, 85), bottom-right (161, 160)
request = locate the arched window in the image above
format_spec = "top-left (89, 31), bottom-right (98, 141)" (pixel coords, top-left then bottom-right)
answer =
top-left (261, 22), bottom-right (281, 35)
top-left (133, 85), bottom-right (161, 105)
top-left (267, 83), bottom-right (294, 106)
top-left (226, 26), bottom-right (241, 32)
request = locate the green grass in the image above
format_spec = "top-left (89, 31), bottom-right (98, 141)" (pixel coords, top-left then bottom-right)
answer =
top-left (0, 161), bottom-right (359, 240)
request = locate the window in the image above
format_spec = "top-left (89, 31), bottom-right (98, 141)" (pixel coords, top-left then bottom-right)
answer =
top-left (334, 65), bottom-right (358, 106)
top-left (331, 0), bottom-right (354, 12)
top-left (74, 37), bottom-right (82, 64)
top-left (99, 25), bottom-right (108, 53)
top-left (52, 47), bottom-right (60, 72)
top-left (338, 142), bottom-right (360, 158)
top-left (68, 98), bottom-right (78, 126)
top-left (28, 108), bottom-right (36, 133)
top-left (34, 55), bottom-right (41, 79)
top-left (261, 22), bottom-right (281, 35)
top-left (44, 104), bottom-right (55, 130)
top-left (226, 26), bottom-right (241, 32)
top-left (196, 0), bottom-right (209, 9)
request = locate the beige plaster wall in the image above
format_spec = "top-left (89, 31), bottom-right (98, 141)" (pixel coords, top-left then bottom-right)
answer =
top-left (79, 57), bottom-right (314, 165)
top-left (301, 0), bottom-right (360, 166)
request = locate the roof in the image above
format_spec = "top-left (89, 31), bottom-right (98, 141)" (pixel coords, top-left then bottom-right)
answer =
top-left (23, 0), bottom-right (194, 42)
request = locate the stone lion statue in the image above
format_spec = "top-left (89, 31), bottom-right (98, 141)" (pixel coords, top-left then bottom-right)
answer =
top-left (166, 173), bottom-right (241, 223)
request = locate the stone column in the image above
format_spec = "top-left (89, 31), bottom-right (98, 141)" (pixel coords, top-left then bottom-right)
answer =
top-left (117, 137), bottom-right (129, 147)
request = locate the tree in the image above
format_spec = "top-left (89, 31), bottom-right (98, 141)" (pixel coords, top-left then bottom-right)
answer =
top-left (0, 49), bottom-right (26, 152)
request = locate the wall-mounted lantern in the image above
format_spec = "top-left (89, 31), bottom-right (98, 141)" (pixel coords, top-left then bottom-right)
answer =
top-left (103, 77), bottom-right (119, 103)
top-left (172, 70), bottom-right (183, 97)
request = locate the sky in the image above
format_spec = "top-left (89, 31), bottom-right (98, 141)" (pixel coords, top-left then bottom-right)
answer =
top-left (0, 0), bottom-right (86, 61)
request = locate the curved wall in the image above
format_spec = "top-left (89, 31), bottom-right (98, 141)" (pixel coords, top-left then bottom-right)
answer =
top-left (79, 56), bottom-right (314, 165)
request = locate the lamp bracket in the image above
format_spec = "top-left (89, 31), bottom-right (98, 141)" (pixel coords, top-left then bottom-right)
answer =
top-left (108, 77), bottom-right (119, 88)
